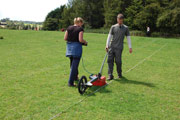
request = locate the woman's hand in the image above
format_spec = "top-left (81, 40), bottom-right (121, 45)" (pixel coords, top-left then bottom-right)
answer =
top-left (84, 41), bottom-right (88, 45)
top-left (82, 40), bottom-right (88, 46)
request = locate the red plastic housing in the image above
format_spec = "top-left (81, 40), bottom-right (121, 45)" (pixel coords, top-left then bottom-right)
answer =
top-left (92, 76), bottom-right (107, 86)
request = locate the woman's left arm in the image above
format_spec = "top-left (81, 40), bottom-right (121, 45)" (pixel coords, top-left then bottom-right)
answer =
top-left (64, 31), bottom-right (68, 41)
top-left (79, 31), bottom-right (87, 44)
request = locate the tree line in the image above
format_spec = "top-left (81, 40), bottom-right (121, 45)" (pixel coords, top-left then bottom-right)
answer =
top-left (0, 18), bottom-right (42, 30)
top-left (43, 0), bottom-right (180, 34)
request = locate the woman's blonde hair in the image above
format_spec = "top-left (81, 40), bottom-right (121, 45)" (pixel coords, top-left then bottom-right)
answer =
top-left (74, 17), bottom-right (84, 24)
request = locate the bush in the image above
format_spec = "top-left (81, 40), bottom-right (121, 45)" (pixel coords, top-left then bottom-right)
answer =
top-left (151, 32), bottom-right (161, 37)
top-left (84, 28), bottom-right (109, 34)
top-left (151, 32), bottom-right (180, 38)
top-left (130, 30), bottom-right (146, 36)
top-left (85, 29), bottom-right (146, 37)
top-left (84, 29), bottom-right (146, 37)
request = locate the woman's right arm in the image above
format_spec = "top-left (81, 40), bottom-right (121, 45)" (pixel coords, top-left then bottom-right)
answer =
top-left (64, 31), bottom-right (68, 41)
top-left (79, 31), bottom-right (87, 44)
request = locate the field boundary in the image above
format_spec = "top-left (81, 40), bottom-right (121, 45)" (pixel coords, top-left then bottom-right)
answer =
top-left (49, 43), bottom-right (167, 120)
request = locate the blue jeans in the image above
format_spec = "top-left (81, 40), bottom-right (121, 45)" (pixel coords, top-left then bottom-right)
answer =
top-left (68, 57), bottom-right (81, 85)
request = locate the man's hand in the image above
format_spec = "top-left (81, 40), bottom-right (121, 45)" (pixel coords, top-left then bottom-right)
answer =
top-left (105, 46), bottom-right (109, 52)
top-left (129, 48), bottom-right (132, 53)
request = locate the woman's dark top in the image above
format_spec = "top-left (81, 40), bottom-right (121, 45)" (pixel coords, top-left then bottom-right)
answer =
top-left (67, 25), bottom-right (84, 42)
top-left (66, 25), bottom-right (84, 58)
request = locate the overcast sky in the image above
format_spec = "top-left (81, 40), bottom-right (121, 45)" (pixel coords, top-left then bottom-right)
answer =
top-left (0, 0), bottom-right (68, 22)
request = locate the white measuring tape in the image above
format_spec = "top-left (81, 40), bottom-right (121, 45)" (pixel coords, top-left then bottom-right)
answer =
top-left (49, 43), bottom-right (167, 120)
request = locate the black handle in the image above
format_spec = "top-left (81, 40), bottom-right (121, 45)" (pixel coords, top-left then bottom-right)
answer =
top-left (82, 43), bottom-right (88, 46)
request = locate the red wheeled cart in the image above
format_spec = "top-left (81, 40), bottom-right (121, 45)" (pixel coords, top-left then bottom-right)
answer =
top-left (78, 54), bottom-right (108, 94)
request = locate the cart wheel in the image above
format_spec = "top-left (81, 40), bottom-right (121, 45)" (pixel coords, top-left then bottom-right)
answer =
top-left (78, 76), bottom-right (87, 94)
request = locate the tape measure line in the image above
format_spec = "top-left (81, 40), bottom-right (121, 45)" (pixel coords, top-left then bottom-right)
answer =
top-left (125, 44), bottom-right (167, 73)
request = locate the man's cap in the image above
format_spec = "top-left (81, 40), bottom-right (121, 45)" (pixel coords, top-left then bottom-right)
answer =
top-left (117, 14), bottom-right (124, 19)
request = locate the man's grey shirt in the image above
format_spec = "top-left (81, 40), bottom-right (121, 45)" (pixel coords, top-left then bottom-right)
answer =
top-left (109, 24), bottom-right (130, 49)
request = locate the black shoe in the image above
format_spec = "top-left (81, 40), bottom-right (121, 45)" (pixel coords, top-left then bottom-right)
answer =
top-left (118, 75), bottom-right (123, 79)
top-left (107, 75), bottom-right (114, 80)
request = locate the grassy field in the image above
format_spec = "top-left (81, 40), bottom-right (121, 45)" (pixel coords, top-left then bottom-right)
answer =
top-left (0, 29), bottom-right (180, 120)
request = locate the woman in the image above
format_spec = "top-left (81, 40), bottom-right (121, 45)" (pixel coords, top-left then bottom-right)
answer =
top-left (64, 17), bottom-right (87, 87)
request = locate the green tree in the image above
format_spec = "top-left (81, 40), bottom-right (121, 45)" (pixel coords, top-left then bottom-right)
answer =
top-left (6, 21), bottom-right (17, 30)
top-left (65, 0), bottom-right (105, 28)
top-left (134, 3), bottom-right (162, 31)
top-left (125, 0), bottom-right (143, 29)
top-left (46, 6), bottom-right (65, 19)
top-left (59, 6), bottom-right (73, 28)
top-left (43, 5), bottom-right (65, 30)
top-left (0, 18), bottom-right (10, 22)
top-left (43, 0), bottom-right (180, 34)
top-left (157, 0), bottom-right (180, 34)
top-left (83, 0), bottom-right (105, 28)
top-left (104, 0), bottom-right (132, 28)
top-left (43, 18), bottom-right (59, 31)
top-left (145, 0), bottom-right (169, 7)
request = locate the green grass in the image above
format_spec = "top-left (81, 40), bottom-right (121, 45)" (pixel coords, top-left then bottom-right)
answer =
top-left (0, 29), bottom-right (180, 120)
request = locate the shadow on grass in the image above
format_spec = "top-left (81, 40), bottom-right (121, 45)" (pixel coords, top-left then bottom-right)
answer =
top-left (83, 85), bottom-right (112, 96)
top-left (114, 76), bottom-right (155, 88)
top-left (76, 76), bottom-right (155, 96)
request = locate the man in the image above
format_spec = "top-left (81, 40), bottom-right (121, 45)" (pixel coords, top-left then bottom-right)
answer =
top-left (106, 14), bottom-right (132, 80)
top-left (146, 26), bottom-right (150, 37)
